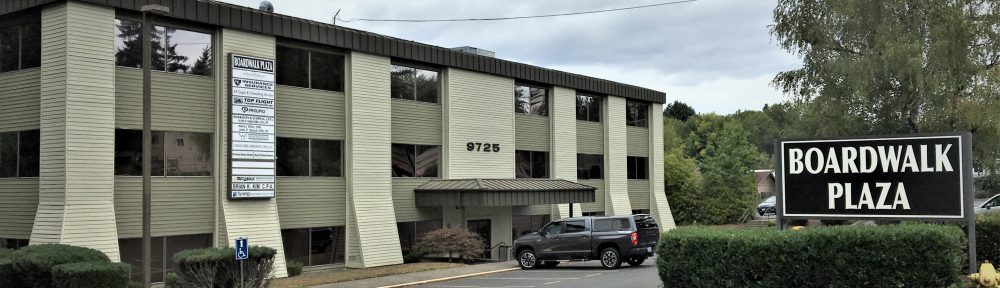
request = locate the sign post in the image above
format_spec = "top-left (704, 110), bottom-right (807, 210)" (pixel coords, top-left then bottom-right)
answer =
top-left (228, 54), bottom-right (277, 200)
top-left (775, 133), bottom-right (975, 272)
top-left (235, 237), bottom-right (249, 288)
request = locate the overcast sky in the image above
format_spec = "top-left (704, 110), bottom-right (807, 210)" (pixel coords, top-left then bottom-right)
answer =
top-left (219, 0), bottom-right (801, 114)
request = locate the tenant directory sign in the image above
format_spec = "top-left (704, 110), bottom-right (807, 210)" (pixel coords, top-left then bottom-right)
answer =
top-left (229, 54), bottom-right (276, 199)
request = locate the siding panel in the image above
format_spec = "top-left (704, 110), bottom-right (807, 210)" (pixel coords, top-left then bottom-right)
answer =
top-left (114, 68), bottom-right (215, 132)
top-left (0, 179), bottom-right (39, 239)
top-left (649, 104), bottom-right (676, 230)
top-left (444, 68), bottom-right (514, 179)
top-left (603, 97), bottom-right (631, 215)
top-left (391, 100), bottom-right (441, 145)
top-left (549, 86), bottom-right (577, 218)
top-left (392, 178), bottom-right (442, 222)
top-left (275, 86), bottom-right (345, 139)
top-left (0, 69), bottom-right (41, 131)
top-left (113, 177), bottom-right (215, 237)
top-left (276, 177), bottom-right (347, 229)
top-left (515, 115), bottom-right (549, 152)
top-left (628, 180), bottom-right (650, 210)
top-left (576, 121), bottom-right (603, 155)
top-left (579, 179), bottom-right (605, 213)
top-left (627, 126), bottom-right (649, 157)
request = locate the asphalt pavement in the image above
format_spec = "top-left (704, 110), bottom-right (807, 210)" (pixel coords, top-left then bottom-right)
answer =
top-left (413, 256), bottom-right (661, 288)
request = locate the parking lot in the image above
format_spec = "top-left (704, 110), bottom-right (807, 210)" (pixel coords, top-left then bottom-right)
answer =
top-left (414, 256), bottom-right (661, 288)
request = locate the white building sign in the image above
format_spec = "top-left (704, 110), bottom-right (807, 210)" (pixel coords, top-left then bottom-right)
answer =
top-left (229, 54), bottom-right (276, 199)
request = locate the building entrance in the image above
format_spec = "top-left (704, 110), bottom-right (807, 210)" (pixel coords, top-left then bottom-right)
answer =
top-left (467, 219), bottom-right (491, 259)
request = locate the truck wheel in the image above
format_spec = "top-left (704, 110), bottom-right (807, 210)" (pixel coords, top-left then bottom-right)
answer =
top-left (518, 249), bottom-right (539, 270)
top-left (599, 247), bottom-right (622, 269)
top-left (626, 257), bottom-right (646, 266)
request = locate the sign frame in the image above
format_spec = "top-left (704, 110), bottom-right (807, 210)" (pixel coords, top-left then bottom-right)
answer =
top-left (235, 237), bottom-right (249, 261)
top-left (773, 132), bottom-right (975, 272)
top-left (227, 53), bottom-right (277, 200)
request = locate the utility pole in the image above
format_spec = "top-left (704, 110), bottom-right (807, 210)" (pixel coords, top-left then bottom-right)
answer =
top-left (140, 4), bottom-right (169, 288)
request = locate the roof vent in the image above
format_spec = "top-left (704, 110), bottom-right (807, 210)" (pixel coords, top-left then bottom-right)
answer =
top-left (450, 46), bottom-right (495, 58)
top-left (259, 1), bottom-right (274, 12)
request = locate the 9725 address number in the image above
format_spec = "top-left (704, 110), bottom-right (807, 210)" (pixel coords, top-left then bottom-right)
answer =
top-left (467, 142), bottom-right (500, 152)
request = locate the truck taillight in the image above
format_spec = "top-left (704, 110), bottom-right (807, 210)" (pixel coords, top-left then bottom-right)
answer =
top-left (631, 232), bottom-right (638, 247)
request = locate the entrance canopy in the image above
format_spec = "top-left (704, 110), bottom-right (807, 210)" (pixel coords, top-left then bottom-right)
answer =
top-left (414, 179), bottom-right (596, 207)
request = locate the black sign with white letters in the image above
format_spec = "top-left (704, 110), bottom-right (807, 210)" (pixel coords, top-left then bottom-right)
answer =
top-left (777, 134), bottom-right (971, 219)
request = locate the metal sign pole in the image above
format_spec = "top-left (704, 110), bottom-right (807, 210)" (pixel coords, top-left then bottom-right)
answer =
top-left (964, 133), bottom-right (977, 274)
top-left (240, 259), bottom-right (245, 288)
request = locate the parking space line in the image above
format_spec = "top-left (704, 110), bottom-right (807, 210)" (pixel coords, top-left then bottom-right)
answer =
top-left (584, 273), bottom-right (601, 277)
top-left (480, 277), bottom-right (579, 280)
top-left (543, 280), bottom-right (561, 285)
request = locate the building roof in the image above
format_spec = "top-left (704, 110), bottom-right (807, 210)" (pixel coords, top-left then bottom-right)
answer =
top-left (754, 169), bottom-right (774, 185)
top-left (414, 179), bottom-right (596, 207)
top-left (2, 0), bottom-right (666, 103)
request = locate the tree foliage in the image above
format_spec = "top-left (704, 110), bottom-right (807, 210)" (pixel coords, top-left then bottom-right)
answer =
top-left (664, 100), bottom-right (696, 122)
top-left (771, 0), bottom-right (1000, 173)
top-left (414, 228), bottom-right (485, 263)
top-left (663, 147), bottom-right (704, 224)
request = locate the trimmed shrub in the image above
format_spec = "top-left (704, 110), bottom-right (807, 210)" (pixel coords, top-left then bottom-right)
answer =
top-left (402, 251), bottom-right (425, 264)
top-left (0, 248), bottom-right (13, 260)
top-left (52, 261), bottom-right (130, 288)
top-left (286, 260), bottom-right (304, 277)
top-left (414, 228), bottom-right (485, 263)
top-left (171, 246), bottom-right (276, 288)
top-left (657, 224), bottom-right (965, 288)
top-left (977, 213), bottom-right (1000, 265)
top-left (0, 244), bottom-right (110, 288)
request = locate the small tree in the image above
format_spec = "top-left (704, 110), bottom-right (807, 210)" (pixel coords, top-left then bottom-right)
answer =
top-left (413, 228), bottom-right (485, 263)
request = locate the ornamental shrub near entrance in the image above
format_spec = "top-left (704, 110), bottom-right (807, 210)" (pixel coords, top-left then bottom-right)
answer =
top-left (0, 244), bottom-right (127, 288)
top-left (656, 224), bottom-right (965, 288)
top-left (169, 246), bottom-right (276, 288)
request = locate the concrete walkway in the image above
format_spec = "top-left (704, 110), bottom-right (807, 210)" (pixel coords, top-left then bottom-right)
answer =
top-left (312, 261), bottom-right (519, 288)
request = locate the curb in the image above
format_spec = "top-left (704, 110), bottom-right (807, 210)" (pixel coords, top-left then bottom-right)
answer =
top-left (378, 267), bottom-right (520, 288)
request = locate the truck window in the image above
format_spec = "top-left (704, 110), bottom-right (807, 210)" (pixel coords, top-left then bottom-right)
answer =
top-left (564, 220), bottom-right (586, 233)
top-left (542, 222), bottom-right (563, 234)
top-left (593, 218), bottom-right (631, 232)
top-left (633, 215), bottom-right (658, 229)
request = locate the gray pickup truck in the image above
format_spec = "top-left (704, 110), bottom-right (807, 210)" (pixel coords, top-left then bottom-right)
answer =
top-left (511, 214), bottom-right (659, 269)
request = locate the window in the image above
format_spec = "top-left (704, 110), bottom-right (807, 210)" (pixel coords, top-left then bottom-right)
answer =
top-left (276, 138), bottom-right (343, 177)
top-left (114, 129), bottom-right (212, 176)
top-left (632, 209), bottom-right (650, 215)
top-left (576, 94), bottom-right (601, 122)
top-left (119, 234), bottom-right (212, 282)
top-left (0, 238), bottom-right (28, 250)
top-left (541, 222), bottom-right (563, 234)
top-left (114, 19), bottom-right (213, 76)
top-left (0, 10), bottom-right (40, 72)
top-left (582, 211), bottom-right (605, 217)
top-left (515, 150), bottom-right (548, 179)
top-left (593, 218), bottom-right (631, 232)
top-left (627, 156), bottom-right (648, 180)
top-left (512, 215), bottom-right (550, 237)
top-left (392, 143), bottom-right (440, 177)
top-left (514, 83), bottom-right (548, 116)
top-left (626, 100), bottom-right (648, 127)
top-left (281, 226), bottom-right (346, 266)
top-left (0, 130), bottom-right (39, 178)
top-left (397, 219), bottom-right (443, 255)
top-left (391, 64), bottom-right (439, 103)
top-left (577, 154), bottom-right (604, 180)
top-left (633, 214), bottom-right (659, 229)
top-left (564, 220), bottom-right (586, 233)
top-left (276, 45), bottom-right (345, 91)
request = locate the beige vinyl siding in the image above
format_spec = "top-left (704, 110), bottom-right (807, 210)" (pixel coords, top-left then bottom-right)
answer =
top-left (114, 68), bottom-right (215, 132)
top-left (216, 28), bottom-right (287, 277)
top-left (576, 121), bottom-right (604, 155)
top-left (628, 180), bottom-right (650, 210)
top-left (515, 115), bottom-right (550, 152)
top-left (627, 126), bottom-right (650, 157)
top-left (0, 179), bottom-right (39, 239)
top-left (648, 104), bottom-right (676, 230)
top-left (391, 99), bottom-right (442, 145)
top-left (579, 180), bottom-right (605, 213)
top-left (33, 2), bottom-right (121, 260)
top-left (392, 178), bottom-right (442, 222)
top-left (276, 177), bottom-right (347, 229)
top-left (113, 177), bottom-right (215, 238)
top-left (276, 86), bottom-right (345, 139)
top-left (345, 51), bottom-right (403, 267)
top-left (0, 69), bottom-right (41, 131)
top-left (603, 97), bottom-right (632, 215)
top-left (550, 86), bottom-right (578, 218)
top-left (443, 68), bottom-right (515, 179)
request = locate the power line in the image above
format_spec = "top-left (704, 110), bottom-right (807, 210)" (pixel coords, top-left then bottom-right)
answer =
top-left (337, 0), bottom-right (697, 23)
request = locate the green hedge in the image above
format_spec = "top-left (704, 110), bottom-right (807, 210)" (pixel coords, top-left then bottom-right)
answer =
top-left (656, 224), bottom-right (965, 288)
top-left (0, 244), bottom-right (110, 288)
top-left (286, 260), bottom-right (304, 277)
top-left (977, 213), bottom-right (1000, 265)
top-left (170, 246), bottom-right (276, 288)
top-left (52, 261), bottom-right (130, 288)
top-left (0, 248), bottom-right (12, 260)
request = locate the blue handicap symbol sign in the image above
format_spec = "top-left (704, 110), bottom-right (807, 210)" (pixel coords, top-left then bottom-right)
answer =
top-left (235, 237), bottom-right (249, 260)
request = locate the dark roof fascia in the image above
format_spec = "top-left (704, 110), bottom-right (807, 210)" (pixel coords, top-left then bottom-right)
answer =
top-left (1, 0), bottom-right (665, 103)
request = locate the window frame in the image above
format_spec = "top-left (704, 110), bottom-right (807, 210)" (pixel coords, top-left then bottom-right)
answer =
top-left (626, 100), bottom-right (649, 127)
top-left (627, 156), bottom-right (649, 180)
top-left (114, 129), bottom-right (213, 177)
top-left (275, 137), bottom-right (344, 178)
top-left (113, 14), bottom-right (216, 76)
top-left (515, 150), bottom-right (549, 179)
top-left (390, 61), bottom-right (442, 104)
top-left (576, 153), bottom-right (604, 180)
top-left (0, 129), bottom-right (39, 179)
top-left (391, 143), bottom-right (441, 178)
top-left (576, 93), bottom-right (602, 122)
top-left (275, 41), bottom-right (347, 91)
top-left (0, 9), bottom-right (40, 73)
top-left (514, 81), bottom-right (549, 116)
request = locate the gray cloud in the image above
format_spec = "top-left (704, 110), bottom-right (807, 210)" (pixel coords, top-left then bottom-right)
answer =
top-left (223, 0), bottom-right (801, 113)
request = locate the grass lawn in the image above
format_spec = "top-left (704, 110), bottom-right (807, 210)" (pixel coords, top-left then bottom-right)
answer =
top-left (271, 262), bottom-right (465, 288)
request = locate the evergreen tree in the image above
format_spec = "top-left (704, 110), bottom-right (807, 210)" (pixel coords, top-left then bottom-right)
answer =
top-left (664, 100), bottom-right (696, 122)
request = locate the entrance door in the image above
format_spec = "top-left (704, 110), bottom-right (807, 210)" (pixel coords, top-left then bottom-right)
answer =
top-left (467, 219), bottom-right (491, 259)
